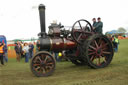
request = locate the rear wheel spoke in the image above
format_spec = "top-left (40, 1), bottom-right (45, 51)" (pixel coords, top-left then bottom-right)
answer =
top-left (89, 45), bottom-right (96, 50)
top-left (88, 52), bottom-right (95, 55)
top-left (100, 41), bottom-right (104, 48)
top-left (102, 47), bottom-right (108, 51)
top-left (94, 40), bottom-right (99, 48)
top-left (96, 58), bottom-right (101, 66)
top-left (102, 43), bottom-right (109, 48)
top-left (88, 49), bottom-right (94, 51)
top-left (90, 55), bottom-right (96, 61)
top-left (102, 51), bottom-right (111, 54)
top-left (98, 38), bottom-right (102, 45)
top-left (103, 57), bottom-right (107, 63)
top-left (98, 56), bottom-right (101, 65)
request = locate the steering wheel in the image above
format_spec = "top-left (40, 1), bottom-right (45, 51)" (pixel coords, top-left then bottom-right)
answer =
top-left (71, 19), bottom-right (93, 44)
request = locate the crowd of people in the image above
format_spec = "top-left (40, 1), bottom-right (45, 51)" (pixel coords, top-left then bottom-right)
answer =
top-left (14, 41), bottom-right (34, 63)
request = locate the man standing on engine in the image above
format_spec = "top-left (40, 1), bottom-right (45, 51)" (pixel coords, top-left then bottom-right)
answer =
top-left (92, 18), bottom-right (97, 28)
top-left (93, 17), bottom-right (103, 34)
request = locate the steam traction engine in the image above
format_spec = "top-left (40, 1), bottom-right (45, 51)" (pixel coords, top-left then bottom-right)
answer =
top-left (30, 4), bottom-right (114, 77)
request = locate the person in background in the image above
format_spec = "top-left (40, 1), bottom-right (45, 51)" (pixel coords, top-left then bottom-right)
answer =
top-left (14, 41), bottom-right (22, 62)
top-left (23, 43), bottom-right (30, 63)
top-left (29, 42), bottom-right (34, 59)
top-left (20, 41), bottom-right (24, 59)
top-left (54, 52), bottom-right (59, 62)
top-left (3, 45), bottom-right (8, 62)
top-left (51, 52), bottom-right (60, 62)
top-left (0, 42), bottom-right (5, 65)
top-left (93, 17), bottom-right (103, 34)
top-left (112, 35), bottom-right (119, 52)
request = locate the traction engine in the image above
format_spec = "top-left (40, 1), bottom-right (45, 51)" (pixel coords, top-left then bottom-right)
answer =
top-left (30, 4), bottom-right (114, 77)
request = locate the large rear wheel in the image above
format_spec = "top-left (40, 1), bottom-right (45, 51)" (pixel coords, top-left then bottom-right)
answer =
top-left (83, 34), bottom-right (114, 68)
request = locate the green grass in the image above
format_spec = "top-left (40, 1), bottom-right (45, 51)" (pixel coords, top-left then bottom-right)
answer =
top-left (1, 39), bottom-right (128, 85)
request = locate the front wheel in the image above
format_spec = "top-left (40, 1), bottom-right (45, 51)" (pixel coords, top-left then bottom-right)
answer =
top-left (30, 51), bottom-right (56, 77)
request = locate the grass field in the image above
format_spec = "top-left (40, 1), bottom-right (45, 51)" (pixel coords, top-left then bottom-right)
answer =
top-left (0, 39), bottom-right (128, 85)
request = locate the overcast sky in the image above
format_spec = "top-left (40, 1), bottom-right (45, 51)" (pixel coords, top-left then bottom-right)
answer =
top-left (0, 0), bottom-right (128, 40)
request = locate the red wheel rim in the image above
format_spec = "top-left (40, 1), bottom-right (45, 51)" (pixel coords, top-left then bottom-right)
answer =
top-left (87, 37), bottom-right (112, 66)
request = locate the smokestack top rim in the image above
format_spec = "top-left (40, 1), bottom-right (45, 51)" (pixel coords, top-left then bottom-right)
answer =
top-left (39, 4), bottom-right (45, 10)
